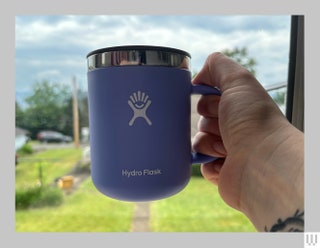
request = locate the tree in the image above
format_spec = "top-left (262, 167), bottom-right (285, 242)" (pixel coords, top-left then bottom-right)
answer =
top-left (271, 90), bottom-right (286, 112)
top-left (15, 101), bottom-right (26, 128)
top-left (78, 90), bottom-right (89, 128)
top-left (222, 47), bottom-right (257, 76)
top-left (22, 80), bottom-right (72, 139)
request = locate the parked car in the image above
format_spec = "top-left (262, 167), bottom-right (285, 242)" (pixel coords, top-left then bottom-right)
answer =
top-left (37, 130), bottom-right (72, 143)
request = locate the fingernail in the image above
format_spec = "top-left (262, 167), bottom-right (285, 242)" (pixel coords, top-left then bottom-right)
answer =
top-left (213, 141), bottom-right (227, 155)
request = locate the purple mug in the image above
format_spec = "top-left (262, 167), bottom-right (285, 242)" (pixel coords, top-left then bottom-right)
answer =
top-left (86, 45), bottom-right (220, 201)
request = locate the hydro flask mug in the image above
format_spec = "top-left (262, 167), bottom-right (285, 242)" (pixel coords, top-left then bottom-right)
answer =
top-left (86, 45), bottom-right (220, 201)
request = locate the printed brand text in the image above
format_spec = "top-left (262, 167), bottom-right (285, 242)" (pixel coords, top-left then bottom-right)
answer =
top-left (122, 169), bottom-right (162, 178)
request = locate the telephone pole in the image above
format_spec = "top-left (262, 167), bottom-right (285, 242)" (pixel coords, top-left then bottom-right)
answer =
top-left (72, 76), bottom-right (80, 148)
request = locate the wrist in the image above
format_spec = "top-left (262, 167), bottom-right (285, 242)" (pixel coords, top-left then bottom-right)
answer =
top-left (239, 122), bottom-right (304, 231)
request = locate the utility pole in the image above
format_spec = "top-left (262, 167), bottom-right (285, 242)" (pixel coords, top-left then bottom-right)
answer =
top-left (72, 76), bottom-right (80, 148)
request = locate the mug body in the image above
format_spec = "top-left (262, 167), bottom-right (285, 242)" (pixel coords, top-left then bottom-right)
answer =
top-left (87, 46), bottom-right (193, 201)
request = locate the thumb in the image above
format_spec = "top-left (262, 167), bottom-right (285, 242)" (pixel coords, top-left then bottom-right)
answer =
top-left (193, 52), bottom-right (263, 93)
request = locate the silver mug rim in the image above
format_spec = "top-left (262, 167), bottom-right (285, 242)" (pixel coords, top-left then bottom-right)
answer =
top-left (86, 45), bottom-right (191, 71)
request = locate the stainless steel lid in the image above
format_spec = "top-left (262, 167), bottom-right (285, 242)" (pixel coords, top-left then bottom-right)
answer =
top-left (87, 45), bottom-right (191, 71)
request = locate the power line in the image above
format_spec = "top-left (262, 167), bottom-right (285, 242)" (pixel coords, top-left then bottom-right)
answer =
top-left (265, 81), bottom-right (287, 92)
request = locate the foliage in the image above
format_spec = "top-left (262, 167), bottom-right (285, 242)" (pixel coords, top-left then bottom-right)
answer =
top-left (15, 147), bottom-right (81, 211)
top-left (15, 185), bottom-right (64, 210)
top-left (272, 91), bottom-right (286, 105)
top-left (16, 80), bottom-right (71, 138)
top-left (16, 185), bottom-right (42, 209)
top-left (192, 164), bottom-right (202, 177)
top-left (17, 143), bottom-right (33, 156)
top-left (222, 47), bottom-right (257, 76)
top-left (26, 80), bottom-right (70, 108)
top-left (15, 148), bottom-right (82, 189)
top-left (32, 186), bottom-right (64, 208)
top-left (16, 79), bottom-right (89, 139)
top-left (15, 101), bottom-right (25, 128)
top-left (16, 179), bottom-right (135, 232)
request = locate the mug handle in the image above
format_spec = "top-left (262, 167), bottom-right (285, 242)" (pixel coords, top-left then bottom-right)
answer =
top-left (190, 84), bottom-right (221, 164)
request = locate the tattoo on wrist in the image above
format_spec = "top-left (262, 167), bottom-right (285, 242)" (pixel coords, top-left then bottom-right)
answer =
top-left (265, 209), bottom-right (304, 232)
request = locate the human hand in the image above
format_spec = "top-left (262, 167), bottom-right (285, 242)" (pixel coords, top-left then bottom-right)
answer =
top-left (192, 52), bottom-right (304, 231)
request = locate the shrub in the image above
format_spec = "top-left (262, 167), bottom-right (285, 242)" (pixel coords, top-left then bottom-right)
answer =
top-left (192, 164), bottom-right (202, 177)
top-left (32, 186), bottom-right (64, 208)
top-left (16, 186), bottom-right (42, 209)
top-left (16, 185), bottom-right (64, 210)
top-left (17, 143), bottom-right (33, 156)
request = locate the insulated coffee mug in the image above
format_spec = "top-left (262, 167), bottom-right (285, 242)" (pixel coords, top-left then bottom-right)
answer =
top-left (86, 45), bottom-right (220, 202)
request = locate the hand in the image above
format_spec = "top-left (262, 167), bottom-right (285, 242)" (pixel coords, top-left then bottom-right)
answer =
top-left (192, 52), bottom-right (304, 231)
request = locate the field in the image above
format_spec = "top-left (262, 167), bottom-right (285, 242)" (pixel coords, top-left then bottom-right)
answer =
top-left (15, 146), bottom-right (256, 232)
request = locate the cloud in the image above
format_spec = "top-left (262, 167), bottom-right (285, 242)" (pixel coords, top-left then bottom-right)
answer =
top-left (15, 15), bottom-right (291, 104)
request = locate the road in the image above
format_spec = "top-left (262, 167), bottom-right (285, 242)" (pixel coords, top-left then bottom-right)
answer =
top-left (31, 142), bottom-right (86, 152)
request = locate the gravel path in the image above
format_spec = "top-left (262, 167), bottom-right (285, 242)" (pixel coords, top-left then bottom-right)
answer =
top-left (131, 202), bottom-right (151, 232)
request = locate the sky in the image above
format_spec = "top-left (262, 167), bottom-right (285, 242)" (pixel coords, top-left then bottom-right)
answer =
top-left (15, 15), bottom-right (291, 106)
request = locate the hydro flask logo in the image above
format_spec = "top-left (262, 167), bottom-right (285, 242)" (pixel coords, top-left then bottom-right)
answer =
top-left (128, 91), bottom-right (152, 126)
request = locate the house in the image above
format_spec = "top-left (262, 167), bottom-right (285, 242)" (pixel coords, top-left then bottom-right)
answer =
top-left (15, 127), bottom-right (30, 151)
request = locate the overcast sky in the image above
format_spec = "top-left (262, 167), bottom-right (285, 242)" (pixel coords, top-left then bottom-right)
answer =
top-left (15, 15), bottom-right (291, 106)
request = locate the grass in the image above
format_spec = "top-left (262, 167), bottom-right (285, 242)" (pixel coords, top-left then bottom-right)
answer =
top-left (15, 147), bottom-right (135, 232)
top-left (15, 147), bottom-right (82, 188)
top-left (15, 148), bottom-right (256, 232)
top-left (16, 179), bottom-right (135, 232)
top-left (150, 176), bottom-right (256, 232)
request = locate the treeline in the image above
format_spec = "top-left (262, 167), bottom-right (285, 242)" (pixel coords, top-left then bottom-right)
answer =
top-left (16, 80), bottom-right (88, 140)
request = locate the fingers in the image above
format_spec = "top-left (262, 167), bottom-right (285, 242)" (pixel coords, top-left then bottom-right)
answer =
top-left (197, 95), bottom-right (220, 117)
top-left (198, 116), bottom-right (221, 136)
top-left (193, 132), bottom-right (227, 158)
top-left (196, 94), bottom-right (221, 138)
top-left (196, 90), bottom-right (221, 135)
top-left (200, 159), bottom-right (225, 186)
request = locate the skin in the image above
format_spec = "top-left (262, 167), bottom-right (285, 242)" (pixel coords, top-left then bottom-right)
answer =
top-left (192, 52), bottom-right (304, 231)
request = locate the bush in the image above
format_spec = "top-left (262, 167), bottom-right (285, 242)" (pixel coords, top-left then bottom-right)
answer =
top-left (32, 186), bottom-right (64, 208)
top-left (16, 186), bottom-right (42, 209)
top-left (192, 164), bottom-right (202, 177)
top-left (17, 143), bottom-right (33, 156)
top-left (16, 185), bottom-right (64, 210)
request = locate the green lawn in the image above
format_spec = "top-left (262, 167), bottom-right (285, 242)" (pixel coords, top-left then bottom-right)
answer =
top-left (15, 147), bottom-right (135, 232)
top-left (15, 147), bottom-right (256, 232)
top-left (150, 176), bottom-right (256, 232)
top-left (16, 179), bottom-right (135, 232)
top-left (15, 147), bottom-right (83, 188)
